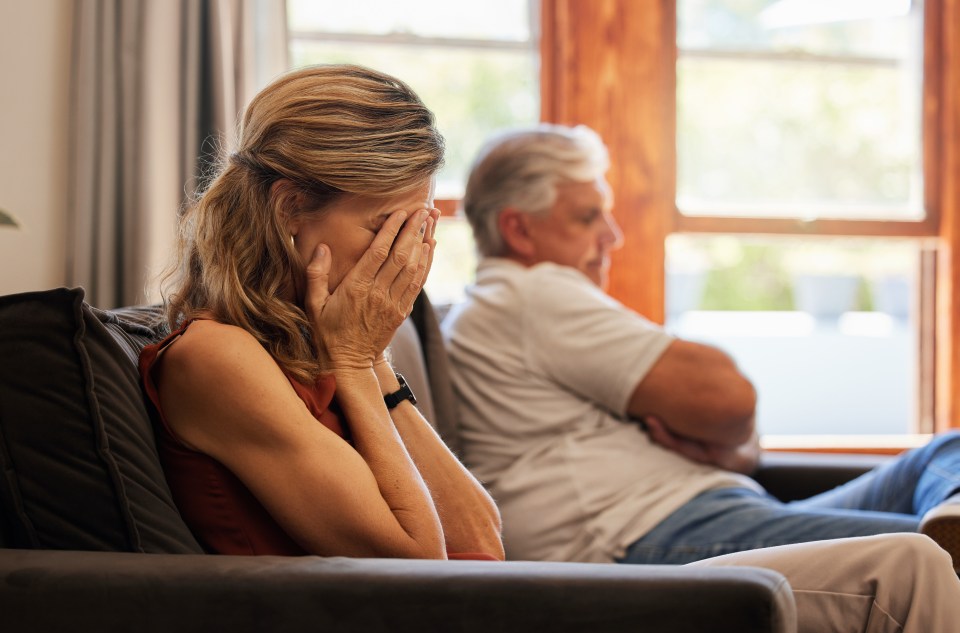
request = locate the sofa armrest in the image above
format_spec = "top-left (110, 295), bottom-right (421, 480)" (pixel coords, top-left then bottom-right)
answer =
top-left (753, 451), bottom-right (890, 502)
top-left (0, 549), bottom-right (796, 633)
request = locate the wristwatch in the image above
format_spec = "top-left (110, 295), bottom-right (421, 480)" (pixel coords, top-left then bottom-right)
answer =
top-left (384, 372), bottom-right (417, 410)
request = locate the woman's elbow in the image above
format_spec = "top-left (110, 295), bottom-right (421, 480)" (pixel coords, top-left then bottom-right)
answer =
top-left (471, 533), bottom-right (506, 561)
top-left (464, 510), bottom-right (507, 561)
top-left (483, 513), bottom-right (506, 560)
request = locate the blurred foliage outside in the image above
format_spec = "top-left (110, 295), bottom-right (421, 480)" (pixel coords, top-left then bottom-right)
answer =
top-left (667, 235), bottom-right (917, 313)
top-left (677, 0), bottom-right (923, 219)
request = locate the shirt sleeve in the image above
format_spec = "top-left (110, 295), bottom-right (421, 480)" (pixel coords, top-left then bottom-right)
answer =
top-left (522, 264), bottom-right (674, 417)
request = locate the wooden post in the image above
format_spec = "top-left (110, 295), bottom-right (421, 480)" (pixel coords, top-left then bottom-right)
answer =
top-left (540, 0), bottom-right (676, 322)
top-left (935, 0), bottom-right (960, 431)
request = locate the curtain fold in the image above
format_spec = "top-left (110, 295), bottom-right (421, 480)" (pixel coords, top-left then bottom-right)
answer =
top-left (68, 0), bottom-right (288, 308)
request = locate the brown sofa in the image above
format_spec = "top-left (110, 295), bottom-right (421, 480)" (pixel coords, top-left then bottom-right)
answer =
top-left (0, 286), bottom-right (880, 633)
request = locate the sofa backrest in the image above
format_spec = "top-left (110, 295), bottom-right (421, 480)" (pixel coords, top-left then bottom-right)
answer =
top-left (0, 287), bottom-right (459, 553)
top-left (0, 287), bottom-right (203, 552)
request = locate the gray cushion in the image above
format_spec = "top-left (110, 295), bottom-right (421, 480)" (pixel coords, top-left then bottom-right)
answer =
top-left (0, 287), bottom-right (201, 553)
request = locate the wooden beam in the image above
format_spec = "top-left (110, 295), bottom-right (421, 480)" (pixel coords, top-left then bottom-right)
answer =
top-left (540, 0), bottom-right (675, 322)
top-left (935, 0), bottom-right (960, 431)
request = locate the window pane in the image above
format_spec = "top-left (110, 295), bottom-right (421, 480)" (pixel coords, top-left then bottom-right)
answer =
top-left (288, 9), bottom-right (539, 198)
top-left (287, 0), bottom-right (533, 41)
top-left (679, 0), bottom-right (917, 57)
top-left (676, 0), bottom-right (924, 220)
top-left (666, 235), bottom-right (919, 436)
top-left (289, 42), bottom-right (537, 197)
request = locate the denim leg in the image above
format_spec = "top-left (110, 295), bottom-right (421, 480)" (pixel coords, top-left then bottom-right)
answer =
top-left (794, 430), bottom-right (960, 516)
top-left (618, 487), bottom-right (918, 565)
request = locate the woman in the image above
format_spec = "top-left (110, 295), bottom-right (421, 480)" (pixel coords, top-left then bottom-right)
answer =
top-left (140, 64), bottom-right (503, 560)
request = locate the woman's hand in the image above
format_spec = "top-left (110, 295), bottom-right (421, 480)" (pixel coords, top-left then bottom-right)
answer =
top-left (305, 207), bottom-right (439, 372)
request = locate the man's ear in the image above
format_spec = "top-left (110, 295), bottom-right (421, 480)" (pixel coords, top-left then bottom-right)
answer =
top-left (498, 208), bottom-right (537, 261)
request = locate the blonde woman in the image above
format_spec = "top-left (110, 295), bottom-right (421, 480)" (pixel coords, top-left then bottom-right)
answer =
top-left (140, 64), bottom-right (503, 560)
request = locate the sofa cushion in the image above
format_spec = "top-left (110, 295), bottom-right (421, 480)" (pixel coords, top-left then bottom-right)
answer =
top-left (0, 287), bottom-right (202, 553)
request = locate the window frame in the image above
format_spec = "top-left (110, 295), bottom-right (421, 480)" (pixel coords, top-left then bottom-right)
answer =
top-left (540, 0), bottom-right (960, 449)
top-left (674, 0), bottom-right (940, 238)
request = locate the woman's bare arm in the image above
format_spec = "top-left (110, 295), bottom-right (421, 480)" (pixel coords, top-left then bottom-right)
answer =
top-left (374, 361), bottom-right (504, 559)
top-left (155, 322), bottom-right (446, 559)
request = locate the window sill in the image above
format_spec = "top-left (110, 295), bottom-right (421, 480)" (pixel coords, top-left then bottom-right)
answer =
top-left (761, 434), bottom-right (933, 456)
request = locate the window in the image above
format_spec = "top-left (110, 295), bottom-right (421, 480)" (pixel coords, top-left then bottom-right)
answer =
top-left (667, 234), bottom-right (924, 437)
top-left (677, 0), bottom-right (924, 221)
top-left (542, 0), bottom-right (960, 445)
top-left (670, 0), bottom-right (931, 439)
top-left (286, 0), bottom-right (540, 302)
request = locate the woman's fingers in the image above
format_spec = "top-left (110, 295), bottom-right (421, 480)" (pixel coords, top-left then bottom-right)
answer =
top-left (427, 207), bottom-right (439, 241)
top-left (411, 213), bottom-right (436, 289)
top-left (395, 242), bottom-right (431, 308)
top-left (340, 206), bottom-right (435, 321)
top-left (423, 211), bottom-right (438, 275)
top-left (390, 209), bottom-right (439, 307)
top-left (349, 209), bottom-right (411, 284)
top-left (370, 208), bottom-right (427, 289)
top-left (303, 244), bottom-right (332, 319)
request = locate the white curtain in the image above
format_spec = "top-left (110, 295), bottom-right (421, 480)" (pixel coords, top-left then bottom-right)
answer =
top-left (67, 0), bottom-right (289, 308)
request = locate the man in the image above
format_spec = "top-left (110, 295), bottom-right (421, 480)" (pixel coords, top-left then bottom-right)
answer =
top-left (442, 123), bottom-right (960, 570)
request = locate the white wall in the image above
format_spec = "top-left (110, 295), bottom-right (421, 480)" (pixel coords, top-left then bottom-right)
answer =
top-left (0, 1), bottom-right (71, 295)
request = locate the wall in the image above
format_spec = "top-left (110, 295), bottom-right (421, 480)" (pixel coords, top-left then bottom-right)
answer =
top-left (0, 1), bottom-right (71, 295)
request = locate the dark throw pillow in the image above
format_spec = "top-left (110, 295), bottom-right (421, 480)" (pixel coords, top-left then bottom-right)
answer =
top-left (0, 287), bottom-right (202, 553)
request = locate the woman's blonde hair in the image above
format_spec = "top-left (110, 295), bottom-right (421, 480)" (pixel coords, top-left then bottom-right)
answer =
top-left (163, 64), bottom-right (444, 382)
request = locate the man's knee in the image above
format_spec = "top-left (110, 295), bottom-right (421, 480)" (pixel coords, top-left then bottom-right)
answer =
top-left (931, 429), bottom-right (960, 451)
top-left (886, 532), bottom-right (952, 571)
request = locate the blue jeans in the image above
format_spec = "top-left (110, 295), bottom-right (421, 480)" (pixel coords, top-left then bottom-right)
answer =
top-left (618, 431), bottom-right (960, 565)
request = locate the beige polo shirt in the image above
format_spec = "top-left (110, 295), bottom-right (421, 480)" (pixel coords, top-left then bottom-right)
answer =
top-left (443, 259), bottom-right (759, 563)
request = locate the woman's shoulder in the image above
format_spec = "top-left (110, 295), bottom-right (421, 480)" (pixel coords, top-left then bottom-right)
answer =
top-left (152, 319), bottom-right (310, 456)
top-left (161, 319), bottom-right (280, 388)
top-left (175, 318), bottom-right (265, 354)
top-left (179, 318), bottom-right (258, 343)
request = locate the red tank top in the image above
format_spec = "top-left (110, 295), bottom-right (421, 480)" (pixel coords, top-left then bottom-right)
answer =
top-left (139, 320), bottom-right (342, 555)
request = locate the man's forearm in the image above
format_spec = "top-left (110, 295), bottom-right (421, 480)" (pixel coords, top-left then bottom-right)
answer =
top-left (643, 415), bottom-right (760, 475)
top-left (628, 339), bottom-right (758, 446)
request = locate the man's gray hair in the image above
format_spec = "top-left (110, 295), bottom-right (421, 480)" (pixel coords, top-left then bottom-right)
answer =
top-left (462, 124), bottom-right (610, 257)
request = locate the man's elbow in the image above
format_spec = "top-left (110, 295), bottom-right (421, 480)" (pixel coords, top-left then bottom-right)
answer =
top-left (717, 375), bottom-right (757, 445)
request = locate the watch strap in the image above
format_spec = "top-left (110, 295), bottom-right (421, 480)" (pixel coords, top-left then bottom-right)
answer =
top-left (384, 372), bottom-right (417, 410)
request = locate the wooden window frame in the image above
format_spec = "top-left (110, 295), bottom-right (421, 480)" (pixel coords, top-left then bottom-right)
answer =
top-left (540, 0), bottom-right (960, 447)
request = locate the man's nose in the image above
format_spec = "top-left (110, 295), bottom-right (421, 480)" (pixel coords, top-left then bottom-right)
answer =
top-left (601, 214), bottom-right (624, 250)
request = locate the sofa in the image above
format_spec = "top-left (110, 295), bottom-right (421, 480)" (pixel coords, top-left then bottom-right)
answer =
top-left (0, 287), bottom-right (886, 633)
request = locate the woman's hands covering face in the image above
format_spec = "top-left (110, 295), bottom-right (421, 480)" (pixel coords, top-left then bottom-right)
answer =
top-left (304, 207), bottom-right (439, 372)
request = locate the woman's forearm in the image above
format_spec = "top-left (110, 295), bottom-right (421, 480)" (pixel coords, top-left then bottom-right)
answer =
top-left (374, 362), bottom-right (505, 559)
top-left (332, 366), bottom-right (446, 558)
